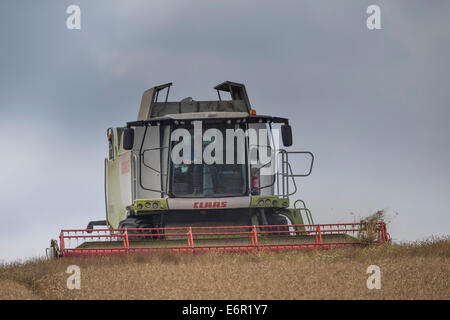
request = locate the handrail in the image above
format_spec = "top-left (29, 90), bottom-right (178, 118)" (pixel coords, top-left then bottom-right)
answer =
top-left (294, 199), bottom-right (314, 225)
top-left (275, 150), bottom-right (314, 198)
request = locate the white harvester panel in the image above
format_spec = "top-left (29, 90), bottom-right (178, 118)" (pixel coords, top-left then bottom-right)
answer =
top-left (133, 126), bottom-right (164, 199)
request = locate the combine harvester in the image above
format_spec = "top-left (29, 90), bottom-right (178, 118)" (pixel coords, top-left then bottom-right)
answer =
top-left (48, 82), bottom-right (388, 258)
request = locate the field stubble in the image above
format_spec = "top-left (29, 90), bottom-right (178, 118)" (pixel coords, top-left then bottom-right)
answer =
top-left (0, 238), bottom-right (448, 300)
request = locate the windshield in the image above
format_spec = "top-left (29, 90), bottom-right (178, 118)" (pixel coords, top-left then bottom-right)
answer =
top-left (171, 122), bottom-right (248, 198)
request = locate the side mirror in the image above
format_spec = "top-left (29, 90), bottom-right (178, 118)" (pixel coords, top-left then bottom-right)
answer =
top-left (281, 124), bottom-right (293, 147)
top-left (123, 128), bottom-right (134, 150)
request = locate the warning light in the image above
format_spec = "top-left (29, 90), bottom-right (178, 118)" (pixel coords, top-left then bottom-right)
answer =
top-left (250, 109), bottom-right (257, 115)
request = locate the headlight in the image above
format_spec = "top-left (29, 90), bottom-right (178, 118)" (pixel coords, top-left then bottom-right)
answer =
top-left (152, 202), bottom-right (159, 209)
top-left (145, 202), bottom-right (151, 208)
top-left (272, 200), bottom-right (278, 206)
top-left (265, 199), bottom-right (271, 205)
top-left (137, 204), bottom-right (143, 210)
top-left (258, 200), bottom-right (264, 206)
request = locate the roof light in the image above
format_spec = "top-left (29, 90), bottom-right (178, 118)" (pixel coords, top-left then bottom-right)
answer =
top-left (250, 109), bottom-right (257, 115)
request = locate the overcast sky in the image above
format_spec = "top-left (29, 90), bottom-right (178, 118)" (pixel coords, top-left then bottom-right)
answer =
top-left (0, 0), bottom-right (449, 262)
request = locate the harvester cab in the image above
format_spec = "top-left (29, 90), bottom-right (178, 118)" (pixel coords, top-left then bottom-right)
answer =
top-left (103, 81), bottom-right (313, 230)
top-left (49, 82), bottom-right (389, 257)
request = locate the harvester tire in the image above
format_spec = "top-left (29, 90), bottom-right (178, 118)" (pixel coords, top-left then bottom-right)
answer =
top-left (119, 218), bottom-right (144, 240)
top-left (119, 218), bottom-right (140, 229)
top-left (119, 218), bottom-right (161, 241)
top-left (267, 213), bottom-right (290, 236)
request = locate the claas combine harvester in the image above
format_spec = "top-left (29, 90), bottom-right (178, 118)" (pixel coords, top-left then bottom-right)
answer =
top-left (47, 81), bottom-right (389, 258)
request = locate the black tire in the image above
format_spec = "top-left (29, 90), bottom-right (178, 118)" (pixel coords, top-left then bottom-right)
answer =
top-left (119, 218), bottom-right (145, 241)
top-left (119, 218), bottom-right (161, 240)
top-left (118, 218), bottom-right (140, 229)
top-left (266, 213), bottom-right (290, 236)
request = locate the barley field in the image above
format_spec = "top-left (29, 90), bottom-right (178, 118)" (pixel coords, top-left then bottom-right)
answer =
top-left (1, 238), bottom-right (448, 300)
